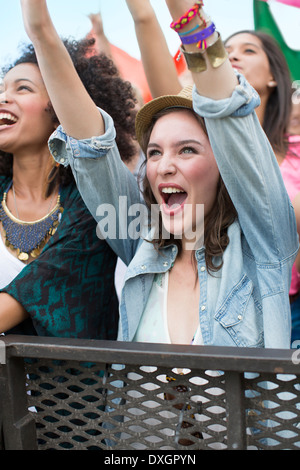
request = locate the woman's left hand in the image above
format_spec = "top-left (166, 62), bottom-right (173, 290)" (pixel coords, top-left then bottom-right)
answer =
top-left (20, 0), bottom-right (50, 41)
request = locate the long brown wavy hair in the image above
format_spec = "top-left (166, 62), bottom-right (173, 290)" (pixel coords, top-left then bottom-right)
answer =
top-left (139, 108), bottom-right (237, 273)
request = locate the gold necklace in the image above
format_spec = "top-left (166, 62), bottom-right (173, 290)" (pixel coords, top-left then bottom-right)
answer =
top-left (0, 182), bottom-right (63, 261)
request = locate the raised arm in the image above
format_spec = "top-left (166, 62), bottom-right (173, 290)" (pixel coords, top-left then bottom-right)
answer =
top-left (126, 0), bottom-right (181, 97)
top-left (165, 0), bottom-right (237, 99)
top-left (20, 0), bottom-right (104, 139)
top-left (164, 0), bottom-right (297, 264)
top-left (88, 13), bottom-right (113, 59)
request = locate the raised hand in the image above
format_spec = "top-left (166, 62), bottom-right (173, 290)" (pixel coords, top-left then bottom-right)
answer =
top-left (125, 0), bottom-right (181, 96)
top-left (125, 0), bottom-right (154, 22)
top-left (19, 0), bottom-right (104, 139)
top-left (164, 0), bottom-right (237, 99)
top-left (88, 12), bottom-right (104, 36)
top-left (20, 0), bottom-right (52, 41)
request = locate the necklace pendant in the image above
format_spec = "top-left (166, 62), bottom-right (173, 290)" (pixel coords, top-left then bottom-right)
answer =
top-left (18, 252), bottom-right (29, 261)
top-left (30, 248), bottom-right (41, 258)
top-left (0, 183), bottom-right (63, 262)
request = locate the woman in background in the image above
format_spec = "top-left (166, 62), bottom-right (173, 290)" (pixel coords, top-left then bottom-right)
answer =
top-left (125, 0), bottom-right (300, 345)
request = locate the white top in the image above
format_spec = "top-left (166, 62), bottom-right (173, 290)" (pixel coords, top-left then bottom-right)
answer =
top-left (130, 272), bottom-right (224, 450)
top-left (0, 233), bottom-right (25, 289)
top-left (133, 271), bottom-right (203, 345)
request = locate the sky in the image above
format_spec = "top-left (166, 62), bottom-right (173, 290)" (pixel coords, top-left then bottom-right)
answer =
top-left (0, 0), bottom-right (299, 68)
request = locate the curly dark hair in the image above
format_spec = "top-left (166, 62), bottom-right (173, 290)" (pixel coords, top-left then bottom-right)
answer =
top-left (0, 37), bottom-right (138, 193)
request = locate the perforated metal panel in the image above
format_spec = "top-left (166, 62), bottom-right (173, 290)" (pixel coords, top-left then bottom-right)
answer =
top-left (1, 336), bottom-right (300, 450)
top-left (245, 372), bottom-right (300, 449)
top-left (24, 360), bottom-right (228, 450)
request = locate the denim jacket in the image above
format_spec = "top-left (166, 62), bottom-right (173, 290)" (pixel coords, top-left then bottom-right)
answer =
top-left (49, 74), bottom-right (298, 349)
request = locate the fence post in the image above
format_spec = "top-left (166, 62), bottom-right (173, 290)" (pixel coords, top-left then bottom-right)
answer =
top-left (1, 356), bottom-right (37, 450)
top-left (225, 371), bottom-right (247, 449)
top-left (0, 366), bottom-right (6, 450)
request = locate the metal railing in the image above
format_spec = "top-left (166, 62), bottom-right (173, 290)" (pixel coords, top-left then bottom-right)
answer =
top-left (0, 335), bottom-right (299, 450)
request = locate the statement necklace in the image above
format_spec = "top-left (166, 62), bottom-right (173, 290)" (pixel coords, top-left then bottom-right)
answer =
top-left (0, 182), bottom-right (63, 261)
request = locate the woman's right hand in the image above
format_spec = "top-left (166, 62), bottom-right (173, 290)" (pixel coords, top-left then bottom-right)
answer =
top-left (88, 12), bottom-right (104, 36)
top-left (20, 0), bottom-right (105, 140)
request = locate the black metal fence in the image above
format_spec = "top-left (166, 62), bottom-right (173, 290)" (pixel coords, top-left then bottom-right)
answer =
top-left (0, 335), bottom-right (300, 450)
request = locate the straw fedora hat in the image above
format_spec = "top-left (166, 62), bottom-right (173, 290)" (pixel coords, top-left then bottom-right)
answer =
top-left (135, 85), bottom-right (194, 146)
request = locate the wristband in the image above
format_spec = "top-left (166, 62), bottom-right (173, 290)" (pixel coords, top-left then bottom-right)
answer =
top-left (180, 22), bottom-right (216, 50)
top-left (178, 24), bottom-right (201, 37)
top-left (180, 33), bottom-right (228, 72)
top-left (170, 1), bottom-right (204, 31)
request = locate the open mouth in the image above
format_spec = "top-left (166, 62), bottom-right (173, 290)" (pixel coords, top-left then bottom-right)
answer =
top-left (0, 112), bottom-right (18, 127)
top-left (160, 186), bottom-right (188, 210)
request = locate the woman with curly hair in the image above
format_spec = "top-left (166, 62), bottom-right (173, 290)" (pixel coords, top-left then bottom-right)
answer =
top-left (0, 17), bottom-right (137, 338)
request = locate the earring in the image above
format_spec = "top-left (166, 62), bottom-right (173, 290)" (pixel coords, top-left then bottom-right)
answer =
top-left (268, 80), bottom-right (277, 88)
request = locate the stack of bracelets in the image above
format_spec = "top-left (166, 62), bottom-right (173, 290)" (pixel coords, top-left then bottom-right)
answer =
top-left (170, 1), bottom-right (227, 72)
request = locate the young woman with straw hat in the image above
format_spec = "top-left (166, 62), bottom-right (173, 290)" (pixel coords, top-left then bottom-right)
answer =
top-left (125, 0), bottom-right (300, 347)
top-left (22, 0), bottom-right (297, 349)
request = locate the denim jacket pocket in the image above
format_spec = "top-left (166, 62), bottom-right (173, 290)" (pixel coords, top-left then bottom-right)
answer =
top-left (214, 275), bottom-right (264, 347)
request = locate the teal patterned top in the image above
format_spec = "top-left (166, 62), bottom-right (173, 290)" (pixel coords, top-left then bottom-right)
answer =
top-left (0, 175), bottom-right (119, 340)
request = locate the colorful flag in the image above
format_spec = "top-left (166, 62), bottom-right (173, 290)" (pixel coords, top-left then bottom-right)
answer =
top-left (253, 0), bottom-right (300, 80)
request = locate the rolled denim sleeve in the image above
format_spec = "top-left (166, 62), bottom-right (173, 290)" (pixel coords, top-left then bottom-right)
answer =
top-left (48, 108), bottom-right (142, 265)
top-left (48, 108), bottom-right (117, 167)
top-left (192, 72), bottom-right (260, 118)
top-left (193, 74), bottom-right (298, 264)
